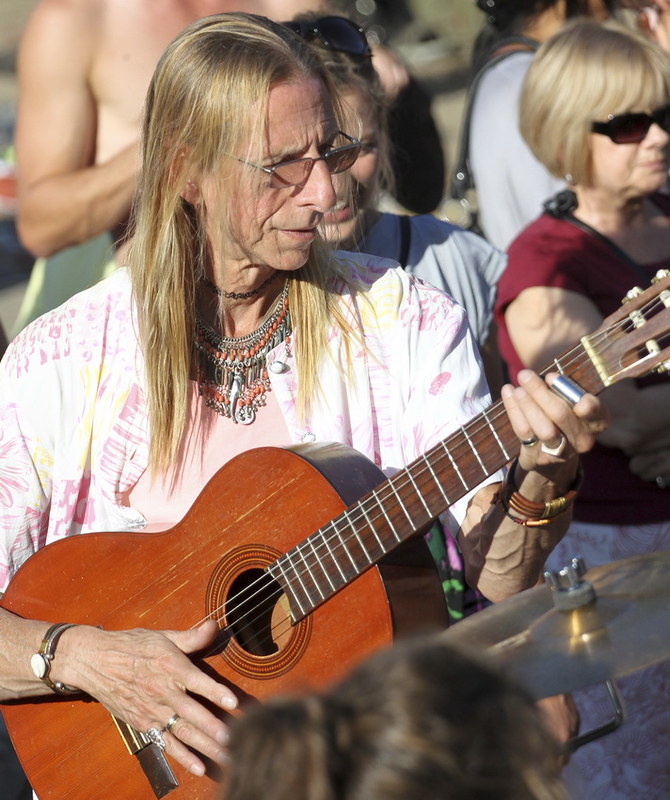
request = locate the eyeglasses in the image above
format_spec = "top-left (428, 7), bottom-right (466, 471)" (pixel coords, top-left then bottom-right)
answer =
top-left (283, 16), bottom-right (371, 57)
top-left (591, 103), bottom-right (670, 144)
top-left (231, 132), bottom-right (362, 188)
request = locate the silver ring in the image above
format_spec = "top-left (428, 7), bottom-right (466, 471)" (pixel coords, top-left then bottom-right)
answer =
top-left (164, 713), bottom-right (181, 734)
top-left (656, 476), bottom-right (667, 489)
top-left (540, 435), bottom-right (567, 457)
top-left (145, 727), bottom-right (166, 751)
top-left (550, 375), bottom-right (586, 407)
top-left (520, 436), bottom-right (539, 447)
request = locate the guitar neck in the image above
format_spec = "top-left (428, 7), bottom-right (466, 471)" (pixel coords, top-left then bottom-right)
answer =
top-left (270, 341), bottom-right (606, 620)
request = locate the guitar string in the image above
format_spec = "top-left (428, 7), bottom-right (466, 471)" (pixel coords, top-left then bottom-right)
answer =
top-left (198, 312), bottom-right (670, 656)
top-left (193, 300), bottom-right (670, 655)
top-left (195, 304), bottom-right (670, 654)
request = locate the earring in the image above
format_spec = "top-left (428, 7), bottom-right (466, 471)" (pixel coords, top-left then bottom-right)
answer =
top-left (564, 173), bottom-right (574, 185)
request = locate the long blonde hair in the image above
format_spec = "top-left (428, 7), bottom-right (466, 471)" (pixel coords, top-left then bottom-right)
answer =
top-left (128, 13), bottom-right (357, 473)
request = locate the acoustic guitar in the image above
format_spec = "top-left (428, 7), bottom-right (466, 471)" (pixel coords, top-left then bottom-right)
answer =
top-left (3, 272), bottom-right (670, 799)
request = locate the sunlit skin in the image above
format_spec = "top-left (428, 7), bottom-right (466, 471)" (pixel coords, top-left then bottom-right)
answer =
top-left (583, 115), bottom-right (670, 210)
top-left (189, 75), bottom-right (340, 336)
top-left (320, 87), bottom-right (380, 249)
top-left (202, 76), bottom-right (338, 279)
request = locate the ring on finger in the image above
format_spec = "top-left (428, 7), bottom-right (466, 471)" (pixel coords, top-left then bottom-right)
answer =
top-left (145, 727), bottom-right (166, 751)
top-left (520, 436), bottom-right (539, 447)
top-left (540, 435), bottom-right (567, 458)
top-left (657, 476), bottom-right (667, 489)
top-left (164, 713), bottom-right (181, 735)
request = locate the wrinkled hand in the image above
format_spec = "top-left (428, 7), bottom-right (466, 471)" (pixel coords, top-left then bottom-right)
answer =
top-left (501, 370), bottom-right (608, 482)
top-left (61, 620), bottom-right (236, 777)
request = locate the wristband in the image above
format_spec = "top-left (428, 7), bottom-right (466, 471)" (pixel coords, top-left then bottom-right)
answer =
top-left (30, 623), bottom-right (80, 695)
top-left (498, 460), bottom-right (583, 527)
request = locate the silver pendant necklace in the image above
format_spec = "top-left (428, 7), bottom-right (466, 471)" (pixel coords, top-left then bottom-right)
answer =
top-left (194, 279), bottom-right (291, 424)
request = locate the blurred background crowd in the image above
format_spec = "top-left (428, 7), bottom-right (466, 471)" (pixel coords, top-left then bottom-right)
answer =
top-left (0, 0), bottom-right (480, 332)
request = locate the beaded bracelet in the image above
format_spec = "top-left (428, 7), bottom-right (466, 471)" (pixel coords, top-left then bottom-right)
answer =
top-left (497, 459), bottom-right (584, 527)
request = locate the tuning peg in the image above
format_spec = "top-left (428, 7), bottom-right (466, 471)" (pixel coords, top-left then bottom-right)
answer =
top-left (652, 269), bottom-right (670, 282)
top-left (621, 286), bottom-right (643, 304)
top-left (544, 556), bottom-right (596, 610)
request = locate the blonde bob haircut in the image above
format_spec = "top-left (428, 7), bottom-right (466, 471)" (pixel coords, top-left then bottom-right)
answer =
top-left (128, 13), bottom-right (357, 473)
top-left (520, 19), bottom-right (670, 185)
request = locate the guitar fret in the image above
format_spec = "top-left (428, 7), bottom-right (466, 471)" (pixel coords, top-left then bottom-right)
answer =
top-left (422, 453), bottom-right (452, 505)
top-left (269, 558), bottom-right (307, 618)
top-left (292, 541), bottom-right (324, 606)
top-left (359, 499), bottom-right (387, 550)
top-left (388, 482), bottom-right (416, 529)
top-left (319, 530), bottom-right (348, 585)
top-left (442, 441), bottom-right (469, 491)
top-left (369, 489), bottom-right (400, 544)
top-left (463, 425), bottom-right (487, 477)
top-left (343, 506), bottom-right (378, 564)
top-left (282, 551), bottom-right (316, 613)
top-left (304, 538), bottom-right (330, 597)
top-left (327, 520), bottom-right (361, 572)
top-left (406, 470), bottom-right (433, 518)
top-left (482, 407), bottom-right (511, 461)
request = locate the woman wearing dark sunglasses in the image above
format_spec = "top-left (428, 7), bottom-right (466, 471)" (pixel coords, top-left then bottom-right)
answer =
top-left (465, 0), bottom-right (615, 251)
top-left (494, 19), bottom-right (670, 799)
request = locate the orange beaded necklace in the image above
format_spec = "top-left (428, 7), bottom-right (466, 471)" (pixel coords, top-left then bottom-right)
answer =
top-left (194, 279), bottom-right (291, 424)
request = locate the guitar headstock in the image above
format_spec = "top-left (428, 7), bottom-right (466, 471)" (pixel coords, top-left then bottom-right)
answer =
top-left (581, 269), bottom-right (670, 388)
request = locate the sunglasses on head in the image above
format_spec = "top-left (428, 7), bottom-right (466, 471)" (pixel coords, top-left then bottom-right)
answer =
top-left (591, 102), bottom-right (670, 144)
top-left (283, 16), bottom-right (371, 57)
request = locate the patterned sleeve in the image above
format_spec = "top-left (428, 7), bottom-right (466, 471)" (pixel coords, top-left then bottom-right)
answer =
top-left (0, 332), bottom-right (55, 592)
top-left (395, 274), bottom-right (503, 533)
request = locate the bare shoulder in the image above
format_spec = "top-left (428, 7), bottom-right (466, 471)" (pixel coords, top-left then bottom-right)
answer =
top-left (19, 0), bottom-right (102, 72)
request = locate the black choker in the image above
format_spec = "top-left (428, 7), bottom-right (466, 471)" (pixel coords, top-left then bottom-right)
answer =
top-left (194, 279), bottom-right (291, 424)
top-left (202, 272), bottom-right (277, 300)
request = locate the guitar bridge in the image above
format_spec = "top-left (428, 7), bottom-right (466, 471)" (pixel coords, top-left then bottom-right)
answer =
top-left (112, 716), bottom-right (179, 797)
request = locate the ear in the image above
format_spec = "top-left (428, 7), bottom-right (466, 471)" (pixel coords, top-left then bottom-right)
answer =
top-left (170, 146), bottom-right (202, 204)
top-left (181, 180), bottom-right (201, 204)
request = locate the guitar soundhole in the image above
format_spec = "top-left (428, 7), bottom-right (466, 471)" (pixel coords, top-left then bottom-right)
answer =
top-left (207, 544), bottom-right (312, 679)
top-left (226, 569), bottom-right (281, 657)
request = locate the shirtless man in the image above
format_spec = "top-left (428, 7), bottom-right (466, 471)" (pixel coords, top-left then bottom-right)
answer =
top-left (15, 0), bottom-right (326, 260)
top-left (11, 0), bottom-right (413, 332)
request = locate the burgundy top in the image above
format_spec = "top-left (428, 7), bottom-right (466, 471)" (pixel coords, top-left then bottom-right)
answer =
top-left (495, 194), bottom-right (670, 524)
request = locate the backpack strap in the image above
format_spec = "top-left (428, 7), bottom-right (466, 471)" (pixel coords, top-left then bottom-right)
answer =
top-left (397, 214), bottom-right (411, 267)
top-left (543, 189), bottom-right (655, 285)
top-left (450, 36), bottom-right (539, 201)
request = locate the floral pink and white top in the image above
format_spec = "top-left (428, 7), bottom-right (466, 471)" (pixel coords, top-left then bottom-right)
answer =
top-left (0, 254), bottom-right (499, 592)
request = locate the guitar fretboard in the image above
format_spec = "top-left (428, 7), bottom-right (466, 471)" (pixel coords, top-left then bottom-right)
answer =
top-left (268, 339), bottom-right (606, 620)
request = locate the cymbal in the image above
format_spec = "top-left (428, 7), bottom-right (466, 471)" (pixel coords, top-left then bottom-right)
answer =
top-left (442, 549), bottom-right (670, 699)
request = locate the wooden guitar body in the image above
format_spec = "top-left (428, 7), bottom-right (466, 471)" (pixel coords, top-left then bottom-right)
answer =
top-left (1, 442), bottom-right (448, 800)
top-left (5, 269), bottom-right (670, 799)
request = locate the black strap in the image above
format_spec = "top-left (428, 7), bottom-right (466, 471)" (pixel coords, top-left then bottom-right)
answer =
top-left (398, 214), bottom-right (411, 267)
top-left (543, 190), bottom-right (654, 285)
top-left (450, 36), bottom-right (539, 201)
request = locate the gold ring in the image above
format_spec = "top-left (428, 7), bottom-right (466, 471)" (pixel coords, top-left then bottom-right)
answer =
top-left (165, 713), bottom-right (181, 734)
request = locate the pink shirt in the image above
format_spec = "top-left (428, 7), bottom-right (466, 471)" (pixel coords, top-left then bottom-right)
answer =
top-left (0, 256), bottom-right (499, 591)
top-left (125, 385), bottom-right (290, 529)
